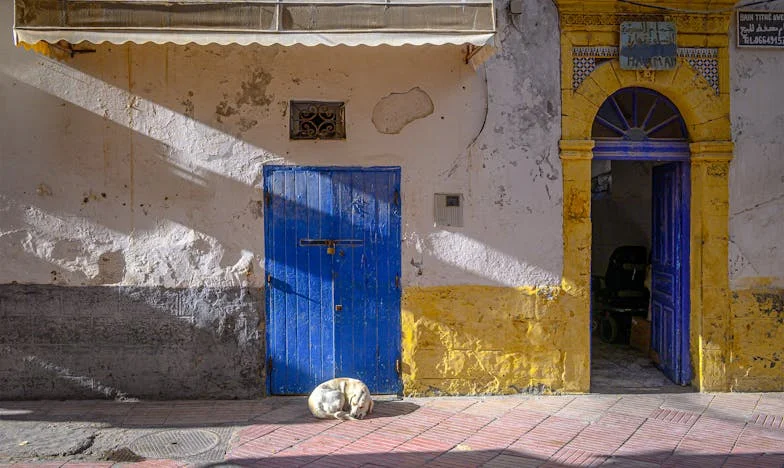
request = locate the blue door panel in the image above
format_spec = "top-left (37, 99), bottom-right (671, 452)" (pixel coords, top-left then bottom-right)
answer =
top-left (264, 166), bottom-right (401, 395)
top-left (651, 162), bottom-right (691, 385)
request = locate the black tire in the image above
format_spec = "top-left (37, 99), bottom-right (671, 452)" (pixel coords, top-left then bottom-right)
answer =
top-left (599, 315), bottom-right (619, 343)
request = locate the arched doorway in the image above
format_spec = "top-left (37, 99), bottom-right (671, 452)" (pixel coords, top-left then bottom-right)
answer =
top-left (590, 87), bottom-right (692, 391)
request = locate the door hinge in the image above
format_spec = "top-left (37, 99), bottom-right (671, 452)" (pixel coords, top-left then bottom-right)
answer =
top-left (395, 359), bottom-right (401, 376)
top-left (395, 275), bottom-right (400, 289)
top-left (267, 274), bottom-right (272, 284)
top-left (393, 190), bottom-right (400, 207)
top-left (264, 191), bottom-right (271, 206)
top-left (267, 358), bottom-right (273, 374)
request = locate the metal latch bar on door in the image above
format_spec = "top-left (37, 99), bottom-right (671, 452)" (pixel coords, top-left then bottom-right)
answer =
top-left (299, 238), bottom-right (364, 255)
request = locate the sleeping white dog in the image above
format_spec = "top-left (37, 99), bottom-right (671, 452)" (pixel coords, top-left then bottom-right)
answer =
top-left (307, 377), bottom-right (374, 420)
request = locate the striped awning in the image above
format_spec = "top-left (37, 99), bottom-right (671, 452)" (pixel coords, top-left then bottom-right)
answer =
top-left (13, 0), bottom-right (496, 47)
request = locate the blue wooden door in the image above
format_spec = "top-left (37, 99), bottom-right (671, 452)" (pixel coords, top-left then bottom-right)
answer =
top-left (264, 166), bottom-right (402, 395)
top-left (651, 162), bottom-right (691, 385)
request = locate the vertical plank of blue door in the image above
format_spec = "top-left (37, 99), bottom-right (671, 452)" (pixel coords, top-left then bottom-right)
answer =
top-left (265, 168), bottom-right (291, 393)
top-left (651, 162), bottom-right (690, 385)
top-left (356, 171), bottom-right (376, 388)
top-left (677, 163), bottom-right (692, 384)
top-left (368, 172), bottom-right (384, 389)
top-left (293, 170), bottom-right (311, 392)
top-left (378, 170), bottom-right (402, 393)
top-left (306, 170), bottom-right (331, 388)
top-left (264, 168), bottom-right (280, 393)
top-left (332, 170), bottom-right (356, 381)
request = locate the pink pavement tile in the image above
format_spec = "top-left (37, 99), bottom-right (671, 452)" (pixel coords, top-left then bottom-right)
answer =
top-left (417, 427), bottom-right (472, 446)
top-left (506, 416), bottom-right (590, 460)
top-left (565, 422), bottom-right (638, 454)
top-left (233, 424), bottom-right (283, 446)
top-left (732, 426), bottom-right (784, 454)
top-left (61, 464), bottom-right (114, 468)
top-left (725, 453), bottom-right (784, 468)
top-left (428, 449), bottom-right (502, 467)
top-left (460, 399), bottom-right (521, 419)
top-left (614, 419), bottom-right (690, 462)
top-left (117, 461), bottom-right (184, 468)
top-left (661, 453), bottom-right (728, 468)
top-left (750, 412), bottom-right (784, 430)
top-left (5, 464), bottom-right (66, 468)
top-left (460, 429), bottom-right (519, 451)
top-left (596, 411), bottom-right (646, 430)
top-left (482, 453), bottom-right (543, 468)
top-left (606, 397), bottom-right (664, 420)
top-left (521, 396), bottom-right (576, 415)
top-left (442, 412), bottom-right (494, 428)
top-left (546, 447), bottom-right (608, 467)
top-left (366, 451), bottom-right (439, 467)
top-left (420, 399), bottom-right (480, 413)
top-left (491, 408), bottom-right (550, 430)
top-left (676, 417), bottom-right (745, 454)
top-left (563, 396), bottom-right (621, 412)
top-left (649, 408), bottom-right (701, 426)
top-left (392, 435), bottom-right (454, 454)
top-left (324, 421), bottom-right (381, 441)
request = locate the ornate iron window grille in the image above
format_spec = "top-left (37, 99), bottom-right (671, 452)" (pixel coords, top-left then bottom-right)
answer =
top-left (290, 101), bottom-right (346, 140)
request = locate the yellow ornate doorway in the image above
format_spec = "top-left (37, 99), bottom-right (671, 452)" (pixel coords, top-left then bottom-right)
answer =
top-left (555, 1), bottom-right (734, 392)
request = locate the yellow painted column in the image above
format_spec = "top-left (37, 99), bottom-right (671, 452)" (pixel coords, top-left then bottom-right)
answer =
top-left (559, 139), bottom-right (594, 393)
top-left (690, 141), bottom-right (733, 392)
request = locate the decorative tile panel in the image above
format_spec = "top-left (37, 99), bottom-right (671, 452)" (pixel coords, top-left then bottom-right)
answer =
top-left (572, 47), bottom-right (719, 94)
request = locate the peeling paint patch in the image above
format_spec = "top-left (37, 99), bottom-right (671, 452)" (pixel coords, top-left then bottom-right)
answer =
top-left (372, 87), bottom-right (434, 134)
top-left (36, 183), bottom-right (52, 197)
top-left (215, 100), bottom-right (237, 122)
top-left (237, 69), bottom-right (273, 108)
top-left (181, 91), bottom-right (194, 118)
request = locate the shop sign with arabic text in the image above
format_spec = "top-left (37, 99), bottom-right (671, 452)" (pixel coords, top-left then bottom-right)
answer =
top-left (738, 11), bottom-right (784, 48)
top-left (620, 22), bottom-right (677, 70)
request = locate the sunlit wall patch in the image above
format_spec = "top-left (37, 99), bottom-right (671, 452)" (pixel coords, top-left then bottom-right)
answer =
top-left (289, 101), bottom-right (346, 140)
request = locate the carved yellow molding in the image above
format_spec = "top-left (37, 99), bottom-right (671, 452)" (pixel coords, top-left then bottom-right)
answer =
top-left (559, 140), bottom-right (595, 159)
top-left (690, 141), bottom-right (734, 160)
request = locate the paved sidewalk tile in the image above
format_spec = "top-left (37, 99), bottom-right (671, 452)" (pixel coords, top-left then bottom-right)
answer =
top-left (2, 392), bottom-right (784, 467)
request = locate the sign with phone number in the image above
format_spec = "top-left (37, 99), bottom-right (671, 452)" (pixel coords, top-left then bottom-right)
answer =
top-left (737, 10), bottom-right (784, 48)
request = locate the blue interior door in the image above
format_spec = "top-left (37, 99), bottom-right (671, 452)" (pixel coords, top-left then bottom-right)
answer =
top-left (264, 166), bottom-right (402, 395)
top-left (651, 162), bottom-right (691, 385)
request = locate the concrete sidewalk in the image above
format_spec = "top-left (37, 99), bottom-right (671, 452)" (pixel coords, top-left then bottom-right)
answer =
top-left (1, 392), bottom-right (783, 467)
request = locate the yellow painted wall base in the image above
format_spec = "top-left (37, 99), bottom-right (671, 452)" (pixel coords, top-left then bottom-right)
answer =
top-left (401, 285), bottom-right (589, 396)
top-left (729, 282), bottom-right (784, 391)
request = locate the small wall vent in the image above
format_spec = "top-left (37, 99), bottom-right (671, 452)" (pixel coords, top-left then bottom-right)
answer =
top-left (434, 193), bottom-right (463, 227)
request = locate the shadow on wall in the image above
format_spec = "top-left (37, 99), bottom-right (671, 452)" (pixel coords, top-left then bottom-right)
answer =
top-left (0, 284), bottom-right (264, 400)
top-left (1, 54), bottom-right (560, 287)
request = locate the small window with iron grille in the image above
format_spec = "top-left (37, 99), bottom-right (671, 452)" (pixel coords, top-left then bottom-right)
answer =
top-left (290, 101), bottom-right (346, 140)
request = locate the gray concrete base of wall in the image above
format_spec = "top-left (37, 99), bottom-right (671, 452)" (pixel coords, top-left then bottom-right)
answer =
top-left (0, 284), bottom-right (264, 400)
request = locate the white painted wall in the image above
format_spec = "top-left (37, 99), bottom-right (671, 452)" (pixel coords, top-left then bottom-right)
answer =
top-left (729, 8), bottom-right (784, 288)
top-left (0, 1), bottom-right (563, 289)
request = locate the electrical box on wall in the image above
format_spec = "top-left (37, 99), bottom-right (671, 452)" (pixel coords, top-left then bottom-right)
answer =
top-left (434, 193), bottom-right (463, 227)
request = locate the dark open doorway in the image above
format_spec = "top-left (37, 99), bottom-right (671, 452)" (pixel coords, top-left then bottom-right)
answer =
top-left (588, 87), bottom-right (693, 393)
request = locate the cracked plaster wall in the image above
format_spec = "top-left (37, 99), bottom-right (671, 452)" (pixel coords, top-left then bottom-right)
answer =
top-left (729, 10), bottom-right (784, 288)
top-left (0, 2), bottom-right (561, 292)
top-left (0, 0), bottom-right (564, 397)
top-left (728, 7), bottom-right (784, 390)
